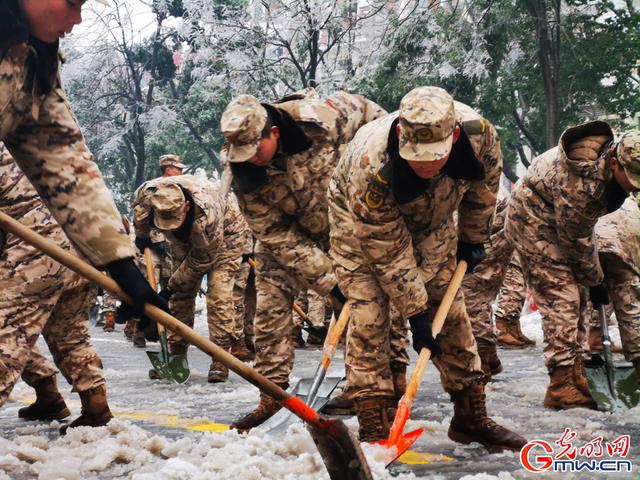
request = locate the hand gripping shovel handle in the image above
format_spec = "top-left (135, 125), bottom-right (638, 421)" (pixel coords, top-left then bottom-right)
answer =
top-left (0, 211), bottom-right (321, 425)
top-left (387, 260), bottom-right (468, 447)
top-left (307, 302), bottom-right (351, 406)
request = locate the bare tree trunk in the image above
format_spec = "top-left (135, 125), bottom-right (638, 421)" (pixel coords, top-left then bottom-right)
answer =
top-left (524, 0), bottom-right (561, 149)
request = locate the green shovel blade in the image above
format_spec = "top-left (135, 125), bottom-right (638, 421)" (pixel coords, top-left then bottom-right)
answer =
top-left (585, 354), bottom-right (639, 411)
top-left (146, 350), bottom-right (190, 384)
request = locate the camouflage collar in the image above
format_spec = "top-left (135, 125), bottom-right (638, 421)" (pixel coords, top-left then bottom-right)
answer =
top-left (0, 0), bottom-right (29, 54)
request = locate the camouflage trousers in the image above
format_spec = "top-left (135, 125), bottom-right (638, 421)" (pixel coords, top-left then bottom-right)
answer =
top-left (0, 256), bottom-right (103, 406)
top-left (517, 251), bottom-right (589, 370)
top-left (168, 253), bottom-right (241, 352)
top-left (293, 290), bottom-right (332, 328)
top-left (232, 261), bottom-right (256, 341)
top-left (494, 255), bottom-right (526, 327)
top-left (589, 253), bottom-right (640, 362)
top-left (335, 256), bottom-right (483, 399)
top-left (462, 227), bottom-right (514, 347)
top-left (102, 290), bottom-right (118, 313)
top-left (252, 249), bottom-right (311, 384)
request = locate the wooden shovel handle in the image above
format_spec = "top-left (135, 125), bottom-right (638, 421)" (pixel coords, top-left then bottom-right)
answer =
top-left (321, 302), bottom-right (350, 369)
top-left (403, 260), bottom-right (468, 406)
top-left (0, 211), bottom-right (298, 406)
top-left (143, 247), bottom-right (166, 336)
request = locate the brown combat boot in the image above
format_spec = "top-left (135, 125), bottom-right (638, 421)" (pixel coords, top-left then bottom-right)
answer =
top-left (321, 392), bottom-right (355, 415)
top-left (102, 312), bottom-right (116, 333)
top-left (231, 383), bottom-right (288, 432)
top-left (354, 396), bottom-right (394, 442)
top-left (305, 332), bottom-right (325, 348)
top-left (208, 361), bottom-right (229, 383)
top-left (588, 327), bottom-right (622, 353)
top-left (392, 366), bottom-right (407, 401)
top-left (292, 326), bottom-right (305, 348)
top-left (477, 342), bottom-right (504, 381)
top-left (60, 384), bottom-right (113, 435)
top-left (230, 337), bottom-right (254, 362)
top-left (448, 383), bottom-right (527, 452)
top-left (543, 365), bottom-right (597, 410)
top-left (633, 358), bottom-right (640, 383)
top-left (573, 357), bottom-right (592, 397)
top-left (133, 328), bottom-right (146, 348)
top-left (18, 376), bottom-right (70, 421)
top-left (495, 320), bottom-right (527, 348)
top-left (123, 319), bottom-right (134, 340)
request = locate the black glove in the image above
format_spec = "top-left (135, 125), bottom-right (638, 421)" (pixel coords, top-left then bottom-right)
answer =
top-left (230, 162), bottom-right (269, 194)
top-left (134, 236), bottom-right (153, 253)
top-left (242, 253), bottom-right (254, 264)
top-left (106, 258), bottom-right (169, 339)
top-left (589, 283), bottom-right (610, 309)
top-left (456, 241), bottom-right (486, 273)
top-left (151, 241), bottom-right (169, 257)
top-left (408, 311), bottom-right (442, 356)
top-left (330, 285), bottom-right (347, 316)
top-left (159, 286), bottom-right (173, 304)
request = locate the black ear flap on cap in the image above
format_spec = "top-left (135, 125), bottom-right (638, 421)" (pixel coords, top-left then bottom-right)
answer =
top-left (262, 103), bottom-right (312, 156)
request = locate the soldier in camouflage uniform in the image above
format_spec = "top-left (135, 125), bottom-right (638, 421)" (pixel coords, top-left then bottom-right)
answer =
top-left (493, 255), bottom-right (534, 347)
top-left (1, 0), bottom-right (168, 429)
top-left (0, 145), bottom-right (111, 433)
top-left (328, 86), bottom-right (527, 450)
top-left (505, 125), bottom-right (640, 409)
top-left (230, 216), bottom-right (257, 360)
top-left (220, 88), bottom-right (386, 430)
top-left (134, 175), bottom-right (241, 382)
top-left (588, 197), bottom-right (640, 380)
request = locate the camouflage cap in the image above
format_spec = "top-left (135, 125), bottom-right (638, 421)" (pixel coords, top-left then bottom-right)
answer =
top-left (398, 86), bottom-right (456, 162)
top-left (150, 183), bottom-right (187, 231)
top-left (159, 154), bottom-right (187, 169)
top-left (220, 95), bottom-right (267, 163)
top-left (617, 130), bottom-right (640, 189)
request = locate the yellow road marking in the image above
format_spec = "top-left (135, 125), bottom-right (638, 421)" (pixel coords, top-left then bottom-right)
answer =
top-left (11, 394), bottom-right (452, 463)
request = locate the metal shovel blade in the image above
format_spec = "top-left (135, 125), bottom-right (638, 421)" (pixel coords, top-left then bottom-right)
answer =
top-left (585, 354), bottom-right (639, 411)
top-left (307, 417), bottom-right (373, 480)
top-left (146, 350), bottom-right (190, 384)
top-left (376, 427), bottom-right (425, 467)
top-left (262, 376), bottom-right (343, 435)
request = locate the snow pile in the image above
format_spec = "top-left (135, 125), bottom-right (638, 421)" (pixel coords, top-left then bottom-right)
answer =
top-left (0, 419), bottom-right (417, 479)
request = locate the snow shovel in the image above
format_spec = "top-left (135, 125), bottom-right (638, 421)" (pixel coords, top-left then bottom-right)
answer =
top-left (263, 303), bottom-right (351, 435)
top-left (0, 211), bottom-right (372, 480)
top-left (377, 260), bottom-right (468, 467)
top-left (585, 305), bottom-right (639, 411)
top-left (143, 248), bottom-right (190, 384)
top-left (247, 257), bottom-right (328, 338)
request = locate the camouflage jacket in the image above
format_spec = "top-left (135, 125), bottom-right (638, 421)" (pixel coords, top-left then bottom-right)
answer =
top-left (0, 143), bottom-right (70, 254)
top-left (0, 2), bottom-right (133, 266)
top-left (506, 121), bottom-right (616, 286)
top-left (596, 197), bottom-right (640, 276)
top-left (133, 175), bottom-right (223, 293)
top-left (328, 103), bottom-right (502, 318)
top-left (231, 88), bottom-right (386, 296)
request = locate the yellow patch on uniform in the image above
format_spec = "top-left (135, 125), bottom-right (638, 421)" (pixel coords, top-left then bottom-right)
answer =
top-left (398, 451), bottom-right (453, 464)
top-left (365, 181), bottom-right (386, 209)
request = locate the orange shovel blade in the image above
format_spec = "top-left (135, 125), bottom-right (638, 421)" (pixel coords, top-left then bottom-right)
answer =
top-left (375, 428), bottom-right (425, 467)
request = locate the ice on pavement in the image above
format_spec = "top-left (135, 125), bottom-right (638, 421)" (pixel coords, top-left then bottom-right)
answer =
top-left (1, 300), bottom-right (638, 479)
top-left (0, 418), bottom-right (415, 479)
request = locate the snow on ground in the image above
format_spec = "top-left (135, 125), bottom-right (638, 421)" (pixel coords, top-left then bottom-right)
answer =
top-left (1, 304), bottom-right (638, 479)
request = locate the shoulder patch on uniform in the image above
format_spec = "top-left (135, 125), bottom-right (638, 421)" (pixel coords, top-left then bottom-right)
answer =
top-left (462, 118), bottom-right (486, 136)
top-left (364, 163), bottom-right (391, 209)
